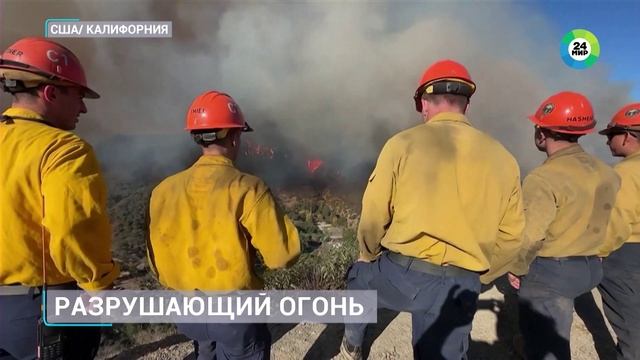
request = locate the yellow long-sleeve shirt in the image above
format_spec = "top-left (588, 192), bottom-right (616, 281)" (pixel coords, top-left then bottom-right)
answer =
top-left (358, 112), bottom-right (525, 283)
top-left (600, 150), bottom-right (640, 256)
top-left (148, 155), bottom-right (300, 291)
top-left (0, 107), bottom-right (119, 290)
top-left (511, 144), bottom-right (620, 275)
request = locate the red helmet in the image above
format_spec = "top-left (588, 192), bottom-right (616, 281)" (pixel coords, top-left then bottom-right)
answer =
top-left (0, 37), bottom-right (99, 98)
top-left (185, 90), bottom-right (253, 132)
top-left (528, 91), bottom-right (596, 135)
top-left (599, 103), bottom-right (640, 135)
top-left (414, 59), bottom-right (476, 112)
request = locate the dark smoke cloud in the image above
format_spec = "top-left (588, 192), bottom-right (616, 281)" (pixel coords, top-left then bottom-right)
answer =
top-left (1, 1), bottom-right (634, 186)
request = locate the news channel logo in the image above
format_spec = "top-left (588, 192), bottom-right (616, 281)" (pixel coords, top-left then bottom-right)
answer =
top-left (561, 29), bottom-right (600, 69)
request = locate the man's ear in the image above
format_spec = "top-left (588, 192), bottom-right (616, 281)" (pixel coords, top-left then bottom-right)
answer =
top-left (541, 130), bottom-right (550, 142)
top-left (534, 127), bottom-right (546, 144)
top-left (41, 84), bottom-right (57, 102)
top-left (622, 132), bottom-right (631, 146)
top-left (421, 99), bottom-right (429, 116)
top-left (231, 130), bottom-right (241, 147)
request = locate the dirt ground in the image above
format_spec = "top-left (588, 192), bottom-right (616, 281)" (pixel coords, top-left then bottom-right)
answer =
top-left (104, 285), bottom-right (617, 360)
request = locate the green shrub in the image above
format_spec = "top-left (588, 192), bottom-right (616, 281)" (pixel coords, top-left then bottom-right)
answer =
top-left (263, 229), bottom-right (358, 290)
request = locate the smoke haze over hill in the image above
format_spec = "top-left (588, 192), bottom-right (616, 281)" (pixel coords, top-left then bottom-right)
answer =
top-left (1, 1), bottom-right (632, 185)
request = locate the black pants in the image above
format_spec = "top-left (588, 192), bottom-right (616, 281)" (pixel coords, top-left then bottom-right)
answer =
top-left (0, 287), bottom-right (101, 360)
top-left (599, 243), bottom-right (640, 360)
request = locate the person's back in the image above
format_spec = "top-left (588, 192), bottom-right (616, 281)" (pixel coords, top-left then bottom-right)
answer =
top-left (524, 145), bottom-right (618, 257)
top-left (509, 91), bottom-right (618, 360)
top-left (342, 60), bottom-right (524, 360)
top-left (376, 112), bottom-right (521, 272)
top-left (150, 154), bottom-right (298, 290)
top-left (147, 90), bottom-right (300, 360)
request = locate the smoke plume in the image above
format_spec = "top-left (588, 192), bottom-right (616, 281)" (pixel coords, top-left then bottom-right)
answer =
top-left (1, 1), bottom-right (633, 187)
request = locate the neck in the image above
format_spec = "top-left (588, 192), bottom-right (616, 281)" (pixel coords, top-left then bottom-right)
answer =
top-left (11, 101), bottom-right (46, 117)
top-left (202, 145), bottom-right (233, 160)
top-left (424, 109), bottom-right (464, 123)
top-left (545, 141), bottom-right (575, 157)
top-left (623, 146), bottom-right (640, 158)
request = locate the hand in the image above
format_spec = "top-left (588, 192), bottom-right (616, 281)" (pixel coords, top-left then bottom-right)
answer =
top-left (508, 273), bottom-right (520, 290)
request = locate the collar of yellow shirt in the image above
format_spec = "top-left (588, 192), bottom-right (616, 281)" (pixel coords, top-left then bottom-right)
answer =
top-left (622, 148), bottom-right (640, 162)
top-left (545, 143), bottom-right (584, 163)
top-left (427, 112), bottom-right (472, 126)
top-left (2, 107), bottom-right (46, 122)
top-left (194, 155), bottom-right (235, 167)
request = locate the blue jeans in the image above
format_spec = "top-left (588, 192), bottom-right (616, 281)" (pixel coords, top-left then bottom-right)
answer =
top-left (344, 252), bottom-right (481, 360)
top-left (599, 243), bottom-right (640, 360)
top-left (519, 256), bottom-right (603, 360)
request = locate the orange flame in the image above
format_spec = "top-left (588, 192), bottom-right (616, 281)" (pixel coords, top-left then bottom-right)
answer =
top-left (307, 159), bottom-right (324, 174)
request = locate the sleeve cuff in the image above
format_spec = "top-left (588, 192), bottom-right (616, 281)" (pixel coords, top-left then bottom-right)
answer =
top-left (358, 251), bottom-right (379, 262)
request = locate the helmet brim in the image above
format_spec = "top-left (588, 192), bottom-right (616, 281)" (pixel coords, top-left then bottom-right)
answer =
top-left (598, 125), bottom-right (640, 136)
top-left (0, 63), bottom-right (101, 99)
top-left (185, 122), bottom-right (254, 132)
top-left (527, 115), bottom-right (542, 126)
top-left (82, 86), bottom-right (100, 99)
top-left (528, 115), bottom-right (595, 135)
top-left (598, 127), bottom-right (616, 135)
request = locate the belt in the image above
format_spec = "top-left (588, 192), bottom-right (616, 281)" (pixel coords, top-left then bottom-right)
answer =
top-left (540, 255), bottom-right (599, 261)
top-left (0, 285), bottom-right (42, 296)
top-left (0, 282), bottom-right (76, 296)
top-left (387, 252), bottom-right (480, 278)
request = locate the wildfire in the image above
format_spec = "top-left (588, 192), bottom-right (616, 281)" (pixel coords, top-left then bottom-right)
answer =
top-left (306, 159), bottom-right (324, 174)
top-left (242, 140), bottom-right (329, 178)
top-left (243, 139), bottom-right (275, 159)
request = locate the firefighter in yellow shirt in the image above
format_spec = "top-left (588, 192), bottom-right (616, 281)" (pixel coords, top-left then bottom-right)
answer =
top-left (0, 38), bottom-right (119, 359)
top-left (340, 60), bottom-right (525, 360)
top-left (147, 90), bottom-right (300, 359)
top-left (598, 103), bottom-right (640, 360)
top-left (508, 92), bottom-right (620, 360)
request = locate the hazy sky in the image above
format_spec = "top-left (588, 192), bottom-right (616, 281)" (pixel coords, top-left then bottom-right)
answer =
top-left (1, 1), bottom-right (636, 182)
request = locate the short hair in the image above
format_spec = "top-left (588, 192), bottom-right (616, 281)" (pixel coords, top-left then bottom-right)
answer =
top-left (12, 88), bottom-right (39, 102)
top-left (541, 128), bottom-right (581, 143)
top-left (10, 83), bottom-right (67, 101)
top-left (422, 94), bottom-right (468, 112)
